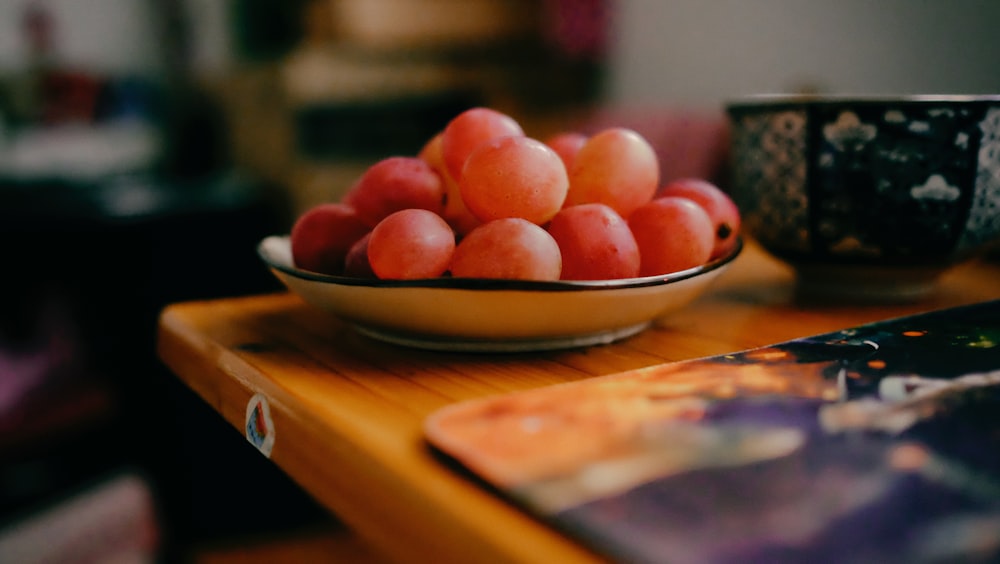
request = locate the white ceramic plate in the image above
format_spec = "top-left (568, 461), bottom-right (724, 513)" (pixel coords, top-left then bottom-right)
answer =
top-left (258, 236), bottom-right (741, 352)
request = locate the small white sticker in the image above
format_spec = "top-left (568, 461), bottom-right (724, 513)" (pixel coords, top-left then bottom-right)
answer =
top-left (245, 393), bottom-right (275, 458)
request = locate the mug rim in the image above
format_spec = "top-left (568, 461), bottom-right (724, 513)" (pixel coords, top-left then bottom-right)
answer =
top-left (726, 93), bottom-right (1000, 109)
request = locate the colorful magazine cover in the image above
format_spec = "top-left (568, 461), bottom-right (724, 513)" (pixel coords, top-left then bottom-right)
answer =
top-left (425, 300), bottom-right (1000, 564)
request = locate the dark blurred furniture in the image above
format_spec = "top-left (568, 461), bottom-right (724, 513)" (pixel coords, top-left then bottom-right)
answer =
top-left (0, 170), bottom-right (330, 556)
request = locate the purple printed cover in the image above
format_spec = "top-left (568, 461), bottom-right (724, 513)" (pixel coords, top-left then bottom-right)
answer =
top-left (425, 300), bottom-right (1000, 563)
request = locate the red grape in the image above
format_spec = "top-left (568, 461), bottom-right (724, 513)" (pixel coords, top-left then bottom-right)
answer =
top-left (343, 231), bottom-right (375, 278)
top-left (290, 203), bottom-right (370, 275)
top-left (459, 135), bottom-right (569, 225)
top-left (658, 178), bottom-right (741, 259)
top-left (367, 209), bottom-right (455, 279)
top-left (544, 131), bottom-right (587, 171)
top-left (419, 132), bottom-right (481, 236)
top-left (628, 197), bottom-right (714, 276)
top-left (441, 107), bottom-right (525, 181)
top-left (547, 203), bottom-right (640, 280)
top-left (343, 156), bottom-right (445, 227)
top-left (565, 127), bottom-right (659, 218)
top-left (450, 218), bottom-right (561, 280)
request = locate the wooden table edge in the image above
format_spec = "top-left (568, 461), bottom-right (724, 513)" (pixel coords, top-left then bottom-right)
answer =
top-left (156, 302), bottom-right (607, 564)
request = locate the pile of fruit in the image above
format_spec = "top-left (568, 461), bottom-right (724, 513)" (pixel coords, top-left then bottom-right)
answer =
top-left (290, 107), bottom-right (740, 281)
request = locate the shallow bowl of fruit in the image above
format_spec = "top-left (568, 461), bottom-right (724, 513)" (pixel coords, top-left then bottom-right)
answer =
top-left (259, 234), bottom-right (741, 353)
top-left (261, 107), bottom-right (743, 352)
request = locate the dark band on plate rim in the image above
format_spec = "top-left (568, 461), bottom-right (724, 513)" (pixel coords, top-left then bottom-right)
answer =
top-left (258, 236), bottom-right (743, 292)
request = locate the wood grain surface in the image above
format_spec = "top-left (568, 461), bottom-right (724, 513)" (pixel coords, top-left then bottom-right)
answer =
top-left (157, 241), bottom-right (1000, 563)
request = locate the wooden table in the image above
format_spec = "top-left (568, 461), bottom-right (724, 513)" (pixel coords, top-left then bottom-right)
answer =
top-left (156, 241), bottom-right (1000, 563)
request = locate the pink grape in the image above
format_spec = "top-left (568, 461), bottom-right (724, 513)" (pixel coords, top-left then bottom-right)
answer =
top-left (459, 135), bottom-right (569, 225)
top-left (565, 127), bottom-right (660, 218)
top-left (628, 197), bottom-right (714, 276)
top-left (343, 156), bottom-right (445, 227)
top-left (547, 203), bottom-right (640, 280)
top-left (441, 107), bottom-right (525, 181)
top-left (367, 209), bottom-right (455, 279)
top-left (658, 178), bottom-right (741, 259)
top-left (544, 131), bottom-right (587, 171)
top-left (419, 132), bottom-right (481, 236)
top-left (290, 203), bottom-right (370, 275)
top-left (450, 218), bottom-right (561, 280)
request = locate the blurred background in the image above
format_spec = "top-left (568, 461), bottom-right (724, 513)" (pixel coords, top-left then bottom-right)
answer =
top-left (0, 0), bottom-right (998, 562)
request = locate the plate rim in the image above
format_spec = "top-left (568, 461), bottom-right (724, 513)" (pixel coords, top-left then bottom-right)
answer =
top-left (258, 235), bottom-right (743, 292)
